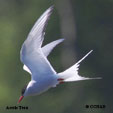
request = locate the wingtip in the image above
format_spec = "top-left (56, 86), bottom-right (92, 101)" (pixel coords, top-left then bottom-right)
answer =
top-left (60, 38), bottom-right (65, 42)
top-left (50, 5), bottom-right (54, 10)
top-left (45, 5), bottom-right (54, 21)
top-left (48, 5), bottom-right (54, 13)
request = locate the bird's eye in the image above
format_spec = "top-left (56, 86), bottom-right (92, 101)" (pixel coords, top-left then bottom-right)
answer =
top-left (21, 84), bottom-right (27, 95)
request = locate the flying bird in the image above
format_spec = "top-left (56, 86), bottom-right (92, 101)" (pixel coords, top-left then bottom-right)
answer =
top-left (18, 6), bottom-right (100, 103)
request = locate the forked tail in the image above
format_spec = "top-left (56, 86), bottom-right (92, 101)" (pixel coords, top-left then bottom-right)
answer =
top-left (58, 50), bottom-right (101, 83)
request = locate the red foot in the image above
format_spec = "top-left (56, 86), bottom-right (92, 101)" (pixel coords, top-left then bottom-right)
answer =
top-left (57, 78), bottom-right (64, 81)
top-left (57, 78), bottom-right (64, 84)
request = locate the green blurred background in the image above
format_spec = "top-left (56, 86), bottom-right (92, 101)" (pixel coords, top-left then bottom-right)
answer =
top-left (0, 0), bottom-right (112, 113)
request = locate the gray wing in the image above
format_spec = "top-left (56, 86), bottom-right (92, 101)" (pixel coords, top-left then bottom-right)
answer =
top-left (23, 38), bottom-right (64, 74)
top-left (21, 6), bottom-right (54, 55)
top-left (20, 6), bottom-right (57, 80)
top-left (42, 38), bottom-right (64, 57)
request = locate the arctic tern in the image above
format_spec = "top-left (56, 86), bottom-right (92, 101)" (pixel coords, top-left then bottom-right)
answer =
top-left (18, 6), bottom-right (100, 103)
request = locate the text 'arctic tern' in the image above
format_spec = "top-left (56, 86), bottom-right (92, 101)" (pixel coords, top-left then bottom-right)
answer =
top-left (18, 6), bottom-right (100, 103)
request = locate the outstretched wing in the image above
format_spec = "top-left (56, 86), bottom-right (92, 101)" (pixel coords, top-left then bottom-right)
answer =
top-left (20, 6), bottom-right (57, 80)
top-left (21, 6), bottom-right (54, 54)
top-left (23, 38), bottom-right (64, 74)
top-left (42, 39), bottom-right (64, 57)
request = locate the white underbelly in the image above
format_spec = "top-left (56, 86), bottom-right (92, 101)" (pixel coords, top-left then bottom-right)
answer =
top-left (25, 75), bottom-right (58, 96)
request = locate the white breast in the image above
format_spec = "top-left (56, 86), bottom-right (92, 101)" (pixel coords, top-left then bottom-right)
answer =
top-left (24, 74), bottom-right (58, 96)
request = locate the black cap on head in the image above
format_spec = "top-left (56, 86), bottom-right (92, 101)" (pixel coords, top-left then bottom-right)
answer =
top-left (21, 84), bottom-right (27, 96)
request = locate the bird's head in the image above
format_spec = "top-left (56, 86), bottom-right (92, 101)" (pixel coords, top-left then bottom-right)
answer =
top-left (18, 84), bottom-right (27, 104)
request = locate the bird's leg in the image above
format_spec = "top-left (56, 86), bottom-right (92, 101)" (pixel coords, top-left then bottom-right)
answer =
top-left (57, 78), bottom-right (64, 84)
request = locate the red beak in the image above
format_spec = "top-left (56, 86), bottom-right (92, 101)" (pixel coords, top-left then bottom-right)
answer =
top-left (17, 96), bottom-right (24, 104)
